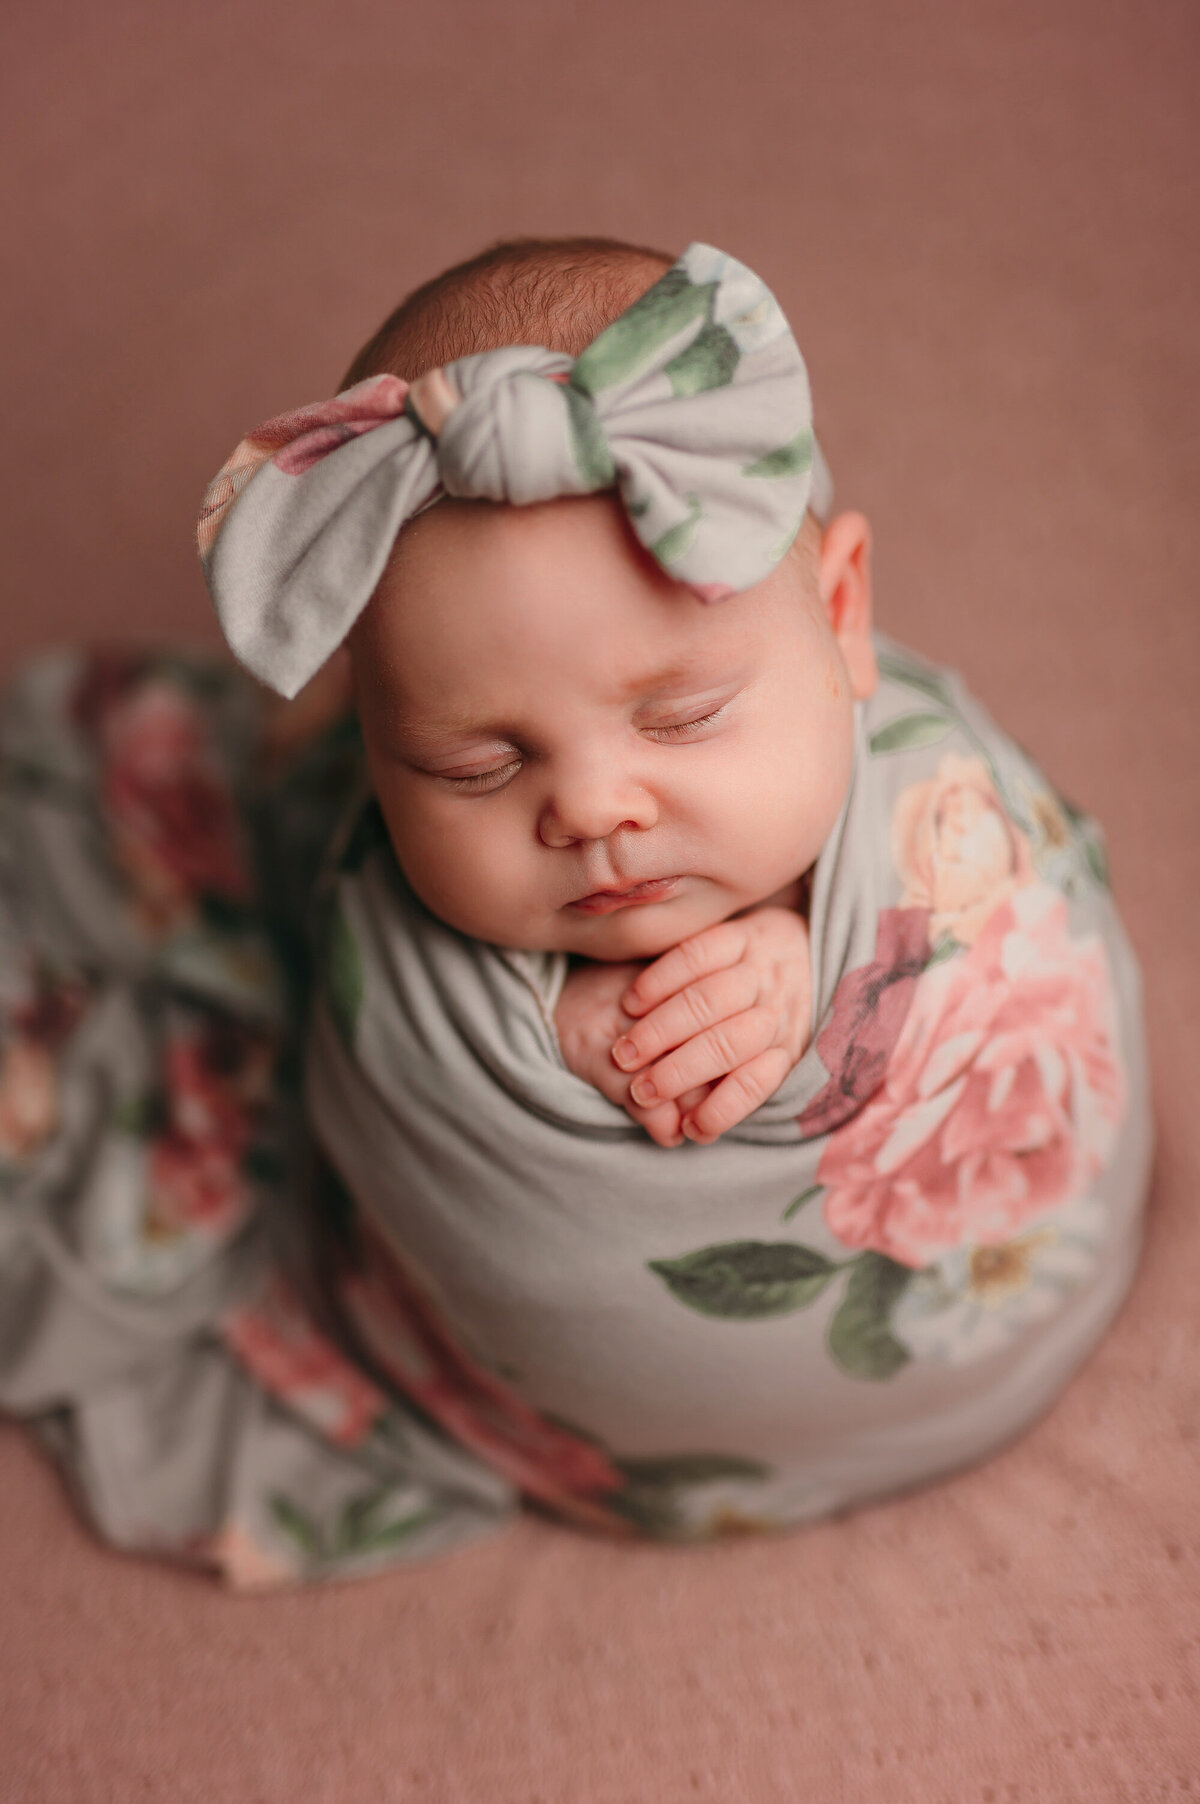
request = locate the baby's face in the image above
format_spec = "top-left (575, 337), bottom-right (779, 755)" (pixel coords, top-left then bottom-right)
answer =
top-left (350, 495), bottom-right (873, 960)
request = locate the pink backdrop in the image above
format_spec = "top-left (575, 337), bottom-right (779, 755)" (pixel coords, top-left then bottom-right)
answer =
top-left (3, 2), bottom-right (1199, 1797)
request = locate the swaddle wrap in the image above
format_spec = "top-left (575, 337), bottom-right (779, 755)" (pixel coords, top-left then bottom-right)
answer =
top-left (304, 635), bottom-right (1152, 1538)
top-left (0, 637), bottom-right (1152, 1580)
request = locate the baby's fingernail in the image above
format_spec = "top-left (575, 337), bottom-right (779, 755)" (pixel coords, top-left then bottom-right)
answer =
top-left (612, 1036), bottom-right (639, 1069)
top-left (681, 1119), bottom-right (707, 1143)
top-left (620, 989), bottom-right (643, 1014)
top-left (631, 1076), bottom-right (657, 1105)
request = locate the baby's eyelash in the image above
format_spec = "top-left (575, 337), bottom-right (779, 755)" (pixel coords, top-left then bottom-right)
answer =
top-left (442, 759), bottom-right (522, 792)
top-left (437, 706), bottom-right (727, 791)
top-left (649, 705), bottom-right (728, 740)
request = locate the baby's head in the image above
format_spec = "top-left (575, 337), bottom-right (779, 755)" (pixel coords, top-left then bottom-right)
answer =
top-left (341, 239), bottom-right (878, 960)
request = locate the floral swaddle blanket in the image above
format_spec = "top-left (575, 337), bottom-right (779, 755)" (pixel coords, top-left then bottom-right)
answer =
top-left (0, 633), bottom-right (1152, 1588)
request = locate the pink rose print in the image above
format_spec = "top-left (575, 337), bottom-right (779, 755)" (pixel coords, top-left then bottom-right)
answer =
top-left (221, 1271), bottom-right (387, 1449)
top-left (72, 657), bottom-right (252, 937)
top-left (797, 908), bottom-right (931, 1139)
top-left (196, 375), bottom-right (411, 554)
top-left (0, 1039), bottom-right (58, 1162)
top-left (819, 885), bottom-right (1125, 1268)
top-left (0, 971), bottom-right (89, 1163)
top-left (891, 753), bottom-right (1035, 946)
top-left (270, 376), bottom-right (411, 476)
top-left (337, 1216), bottom-right (629, 1529)
top-left (145, 1019), bottom-right (274, 1243)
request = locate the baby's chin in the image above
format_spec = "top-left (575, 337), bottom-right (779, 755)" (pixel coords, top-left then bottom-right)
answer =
top-left (549, 889), bottom-right (750, 962)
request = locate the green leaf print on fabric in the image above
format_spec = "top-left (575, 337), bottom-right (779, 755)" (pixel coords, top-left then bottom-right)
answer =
top-left (111, 1090), bottom-right (167, 1138)
top-left (322, 892), bottom-right (363, 1051)
top-left (1059, 795), bottom-right (1111, 888)
top-left (617, 1452), bottom-right (770, 1488)
top-left (826, 1253), bottom-right (913, 1380)
top-left (269, 1494), bottom-right (322, 1558)
top-left (648, 1240), bottom-right (839, 1320)
top-left (874, 648), bottom-right (956, 710)
top-left (664, 322), bottom-right (740, 397)
top-left (923, 934), bottom-right (960, 970)
top-left (271, 1489), bottom-right (445, 1566)
top-left (767, 515), bottom-right (805, 563)
top-left (869, 712), bottom-right (954, 756)
top-left (743, 427), bottom-right (814, 479)
top-left (563, 383), bottom-right (616, 490)
top-left (337, 797), bottom-right (392, 876)
top-left (607, 1452), bottom-right (773, 1539)
top-left (782, 1183), bottom-right (823, 1223)
top-left (570, 269), bottom-right (715, 396)
top-left (651, 494), bottom-right (703, 568)
top-left (651, 1234), bottom-right (914, 1383)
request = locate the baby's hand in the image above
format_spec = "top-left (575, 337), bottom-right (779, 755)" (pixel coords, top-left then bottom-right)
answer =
top-left (554, 959), bottom-right (713, 1148)
top-left (610, 906), bottom-right (813, 1145)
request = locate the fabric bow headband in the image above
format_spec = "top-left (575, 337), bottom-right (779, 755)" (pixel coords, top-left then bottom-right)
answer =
top-left (197, 243), bottom-right (834, 699)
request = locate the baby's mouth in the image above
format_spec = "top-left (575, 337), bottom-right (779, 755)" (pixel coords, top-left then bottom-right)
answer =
top-left (569, 877), bottom-right (683, 914)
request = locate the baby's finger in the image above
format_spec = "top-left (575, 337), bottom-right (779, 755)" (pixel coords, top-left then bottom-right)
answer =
top-left (681, 1046), bottom-right (794, 1143)
top-left (627, 1007), bottom-right (775, 1106)
top-left (612, 963), bottom-right (758, 1074)
top-left (624, 1095), bottom-right (684, 1148)
top-left (619, 920), bottom-right (748, 1017)
top-left (675, 1082), bottom-right (713, 1118)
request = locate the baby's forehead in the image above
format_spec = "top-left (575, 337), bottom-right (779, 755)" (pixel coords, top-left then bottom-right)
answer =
top-left (353, 493), bottom-right (812, 732)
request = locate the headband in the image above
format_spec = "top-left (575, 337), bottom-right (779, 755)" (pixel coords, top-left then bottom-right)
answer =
top-left (197, 243), bottom-right (834, 699)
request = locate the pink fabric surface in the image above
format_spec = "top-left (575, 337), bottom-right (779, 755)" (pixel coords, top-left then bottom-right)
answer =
top-left (3, 1), bottom-right (1198, 1797)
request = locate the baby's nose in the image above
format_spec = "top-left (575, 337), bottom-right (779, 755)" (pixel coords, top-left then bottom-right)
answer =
top-left (537, 768), bottom-right (657, 848)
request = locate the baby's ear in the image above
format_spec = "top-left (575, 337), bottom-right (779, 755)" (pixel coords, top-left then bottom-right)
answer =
top-left (818, 511), bottom-right (877, 700)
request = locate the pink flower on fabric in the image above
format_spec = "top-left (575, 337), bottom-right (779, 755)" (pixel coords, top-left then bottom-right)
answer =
top-left (0, 1039), bottom-right (59, 1162)
top-left (891, 753), bottom-right (1035, 946)
top-left (148, 1137), bottom-right (246, 1239)
top-left (145, 1020), bottom-right (274, 1242)
top-left (338, 1217), bottom-right (627, 1525)
top-left (73, 659), bottom-right (252, 936)
top-left (221, 1271), bottom-right (387, 1449)
top-left (819, 885), bottom-right (1125, 1268)
top-left (797, 908), bottom-right (931, 1139)
top-left (196, 375), bottom-right (412, 554)
top-left (102, 681), bottom-right (250, 901)
top-left (0, 971), bottom-right (90, 1163)
top-left (269, 375), bottom-right (412, 477)
top-left (162, 1023), bottom-right (273, 1144)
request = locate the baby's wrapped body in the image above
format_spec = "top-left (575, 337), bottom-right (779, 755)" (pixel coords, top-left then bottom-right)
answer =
top-left (0, 634), bottom-right (1152, 1583)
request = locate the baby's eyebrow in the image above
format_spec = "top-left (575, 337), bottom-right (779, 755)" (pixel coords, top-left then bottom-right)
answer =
top-left (614, 659), bottom-right (717, 700)
top-left (391, 662), bottom-right (728, 744)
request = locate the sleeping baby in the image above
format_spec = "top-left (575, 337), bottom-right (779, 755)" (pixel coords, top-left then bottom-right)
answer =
top-left (0, 239), bottom-right (1152, 1586)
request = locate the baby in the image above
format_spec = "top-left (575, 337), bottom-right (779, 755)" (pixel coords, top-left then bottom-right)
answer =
top-left (0, 238), bottom-right (1152, 1586)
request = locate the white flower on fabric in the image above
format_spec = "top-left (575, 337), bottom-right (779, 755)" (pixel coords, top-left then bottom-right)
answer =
top-left (890, 1193), bottom-right (1109, 1365)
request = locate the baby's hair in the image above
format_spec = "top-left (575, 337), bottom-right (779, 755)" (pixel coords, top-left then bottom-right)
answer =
top-left (340, 236), bottom-right (674, 388)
